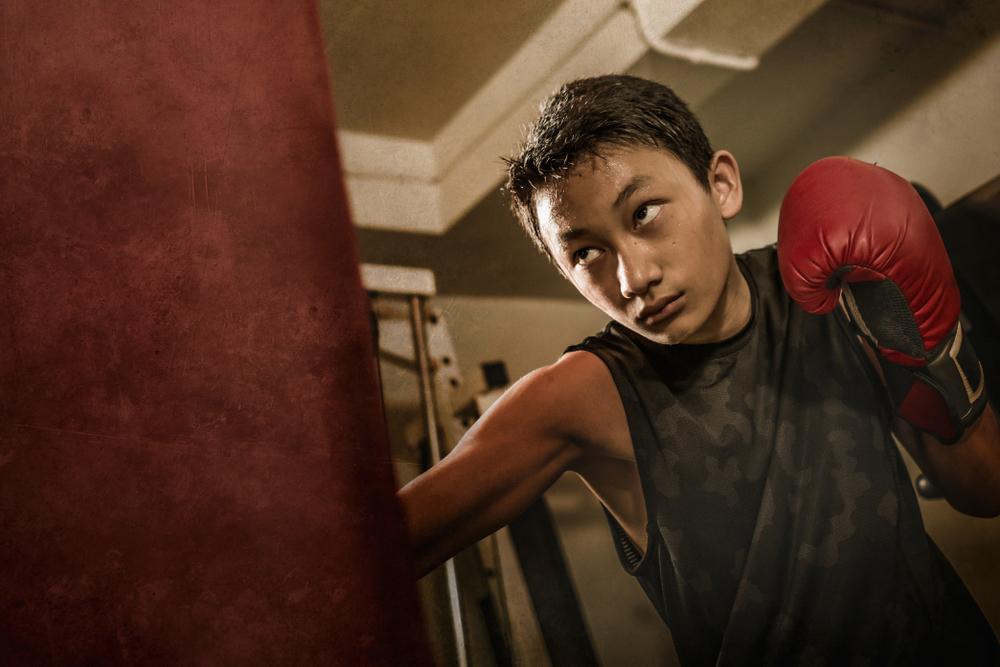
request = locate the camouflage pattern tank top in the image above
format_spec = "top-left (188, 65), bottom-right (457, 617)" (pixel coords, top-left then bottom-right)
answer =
top-left (568, 246), bottom-right (998, 665)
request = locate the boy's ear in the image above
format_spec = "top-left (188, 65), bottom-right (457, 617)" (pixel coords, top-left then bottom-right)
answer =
top-left (709, 150), bottom-right (743, 220)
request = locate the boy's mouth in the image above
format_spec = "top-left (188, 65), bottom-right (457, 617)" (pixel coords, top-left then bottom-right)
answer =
top-left (638, 293), bottom-right (683, 326)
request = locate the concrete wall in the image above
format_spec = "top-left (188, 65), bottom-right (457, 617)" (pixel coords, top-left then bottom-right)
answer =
top-left (729, 31), bottom-right (1000, 253)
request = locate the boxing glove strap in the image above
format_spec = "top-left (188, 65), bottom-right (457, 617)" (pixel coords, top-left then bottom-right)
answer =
top-left (840, 289), bottom-right (987, 444)
top-left (911, 320), bottom-right (987, 442)
top-left (876, 323), bottom-right (986, 444)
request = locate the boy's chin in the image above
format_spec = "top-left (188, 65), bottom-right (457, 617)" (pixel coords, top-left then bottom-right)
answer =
top-left (621, 321), bottom-right (691, 346)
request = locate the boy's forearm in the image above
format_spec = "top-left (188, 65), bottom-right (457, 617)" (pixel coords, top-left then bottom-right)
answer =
top-left (856, 335), bottom-right (1000, 516)
top-left (397, 477), bottom-right (450, 578)
top-left (397, 465), bottom-right (489, 578)
top-left (398, 430), bottom-right (582, 578)
top-left (896, 402), bottom-right (1000, 517)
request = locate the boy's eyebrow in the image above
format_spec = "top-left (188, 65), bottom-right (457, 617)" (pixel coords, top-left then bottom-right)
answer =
top-left (612, 175), bottom-right (650, 210)
top-left (557, 227), bottom-right (588, 246)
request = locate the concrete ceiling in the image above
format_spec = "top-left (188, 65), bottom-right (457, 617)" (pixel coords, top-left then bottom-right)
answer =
top-left (330, 0), bottom-right (999, 298)
top-left (325, 0), bottom-right (835, 234)
top-left (321, 1), bottom-right (561, 139)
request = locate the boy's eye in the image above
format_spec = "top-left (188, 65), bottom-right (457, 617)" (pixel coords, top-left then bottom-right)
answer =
top-left (634, 203), bottom-right (662, 227)
top-left (572, 247), bottom-right (602, 266)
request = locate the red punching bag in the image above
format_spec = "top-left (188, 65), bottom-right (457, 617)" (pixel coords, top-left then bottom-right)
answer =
top-left (0, 1), bottom-right (430, 664)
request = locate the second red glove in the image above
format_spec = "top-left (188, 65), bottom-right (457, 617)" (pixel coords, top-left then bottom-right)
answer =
top-left (777, 156), bottom-right (986, 443)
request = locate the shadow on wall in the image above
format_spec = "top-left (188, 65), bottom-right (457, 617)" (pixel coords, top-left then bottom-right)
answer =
top-left (357, 188), bottom-right (579, 300)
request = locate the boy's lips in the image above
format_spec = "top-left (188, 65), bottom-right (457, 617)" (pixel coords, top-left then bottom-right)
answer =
top-left (638, 293), bottom-right (683, 325)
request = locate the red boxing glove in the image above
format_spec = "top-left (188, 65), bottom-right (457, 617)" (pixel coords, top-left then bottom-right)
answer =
top-left (777, 156), bottom-right (986, 443)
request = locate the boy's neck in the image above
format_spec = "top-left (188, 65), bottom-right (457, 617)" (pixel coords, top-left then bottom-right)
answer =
top-left (683, 254), bottom-right (752, 345)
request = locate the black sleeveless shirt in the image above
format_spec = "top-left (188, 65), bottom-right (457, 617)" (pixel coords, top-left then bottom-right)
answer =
top-left (567, 246), bottom-right (998, 665)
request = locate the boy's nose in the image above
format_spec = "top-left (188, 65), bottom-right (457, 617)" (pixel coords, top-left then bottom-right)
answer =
top-left (617, 245), bottom-right (662, 299)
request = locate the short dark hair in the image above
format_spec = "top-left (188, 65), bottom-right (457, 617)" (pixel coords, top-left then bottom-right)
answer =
top-left (503, 75), bottom-right (714, 259)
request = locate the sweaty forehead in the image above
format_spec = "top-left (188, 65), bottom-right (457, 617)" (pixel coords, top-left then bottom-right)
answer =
top-left (535, 156), bottom-right (611, 216)
top-left (534, 186), bottom-right (568, 244)
top-left (534, 184), bottom-right (588, 256)
top-left (535, 160), bottom-right (622, 253)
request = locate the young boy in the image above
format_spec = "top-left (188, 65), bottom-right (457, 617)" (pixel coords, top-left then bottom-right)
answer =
top-left (399, 75), bottom-right (1000, 663)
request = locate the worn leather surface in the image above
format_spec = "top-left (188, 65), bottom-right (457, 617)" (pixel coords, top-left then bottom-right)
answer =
top-left (0, 1), bottom-right (429, 663)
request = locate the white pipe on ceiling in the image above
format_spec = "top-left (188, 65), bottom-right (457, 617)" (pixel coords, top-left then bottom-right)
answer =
top-left (629, 0), bottom-right (760, 70)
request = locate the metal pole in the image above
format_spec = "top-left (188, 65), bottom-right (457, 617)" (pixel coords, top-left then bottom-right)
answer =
top-left (489, 532), bottom-right (513, 652)
top-left (409, 295), bottom-right (468, 667)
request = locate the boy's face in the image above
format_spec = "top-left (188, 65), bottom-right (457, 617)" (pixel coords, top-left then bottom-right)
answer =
top-left (536, 146), bottom-right (745, 345)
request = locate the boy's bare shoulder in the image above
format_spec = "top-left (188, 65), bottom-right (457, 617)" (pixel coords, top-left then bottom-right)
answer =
top-left (516, 350), bottom-right (614, 407)
top-left (550, 348), bottom-right (617, 396)
top-left (507, 350), bottom-right (626, 454)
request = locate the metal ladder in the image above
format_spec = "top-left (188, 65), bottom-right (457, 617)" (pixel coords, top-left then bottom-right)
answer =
top-left (361, 263), bottom-right (511, 667)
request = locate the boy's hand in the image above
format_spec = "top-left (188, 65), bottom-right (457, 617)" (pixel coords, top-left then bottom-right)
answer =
top-left (776, 156), bottom-right (987, 444)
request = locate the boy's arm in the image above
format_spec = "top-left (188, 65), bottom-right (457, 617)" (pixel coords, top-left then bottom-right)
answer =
top-left (857, 339), bottom-right (1000, 517)
top-left (894, 406), bottom-right (1000, 517)
top-left (398, 351), bottom-right (607, 578)
top-left (777, 156), bottom-right (1000, 517)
